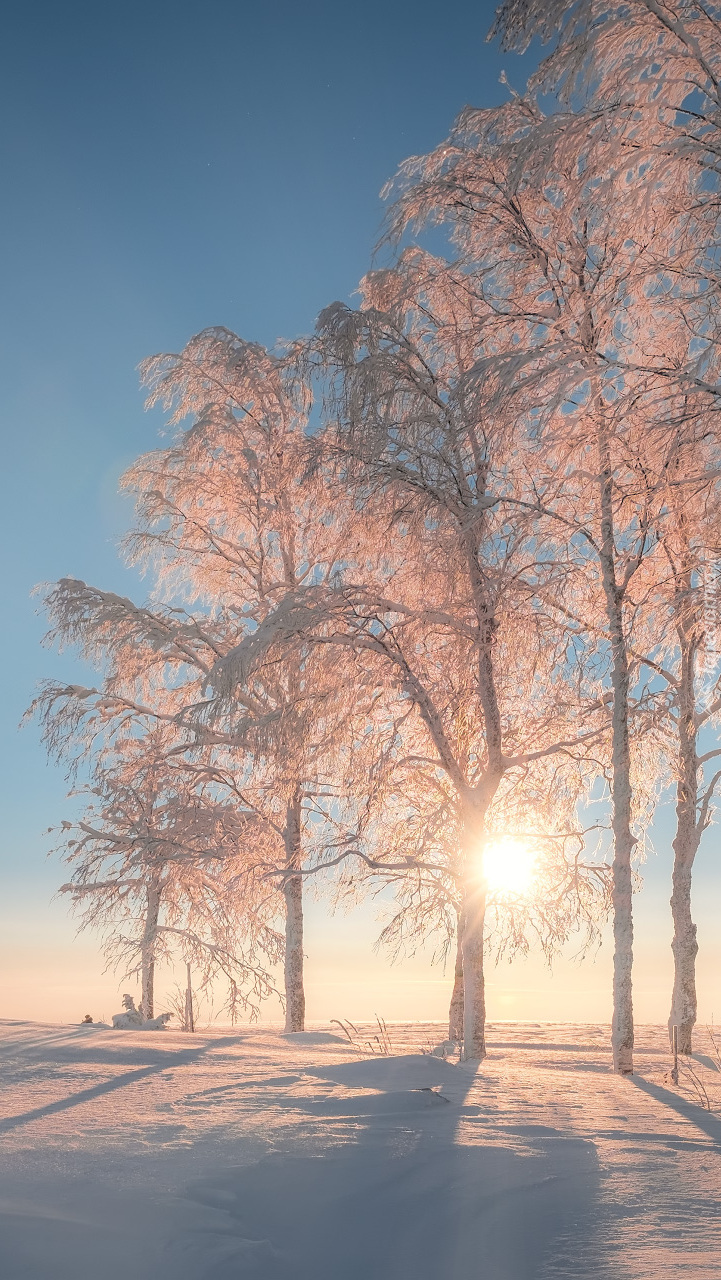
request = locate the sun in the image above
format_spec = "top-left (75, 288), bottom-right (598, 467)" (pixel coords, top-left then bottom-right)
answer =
top-left (482, 837), bottom-right (538, 897)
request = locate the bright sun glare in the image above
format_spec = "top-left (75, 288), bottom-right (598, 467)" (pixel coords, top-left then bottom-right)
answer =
top-left (482, 838), bottom-right (538, 897)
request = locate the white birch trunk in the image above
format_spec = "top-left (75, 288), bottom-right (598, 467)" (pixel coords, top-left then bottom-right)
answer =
top-left (140, 881), bottom-right (161, 1021)
top-left (461, 880), bottom-right (486, 1060)
top-left (598, 430), bottom-right (635, 1074)
top-left (669, 639), bottom-right (700, 1054)
top-left (283, 793), bottom-right (305, 1033)
top-left (460, 531), bottom-right (503, 1064)
top-left (448, 910), bottom-right (464, 1042)
top-left (184, 962), bottom-right (195, 1033)
top-left (460, 801), bottom-right (489, 1061)
top-left (609, 713), bottom-right (635, 1076)
top-left (669, 851), bottom-right (698, 1054)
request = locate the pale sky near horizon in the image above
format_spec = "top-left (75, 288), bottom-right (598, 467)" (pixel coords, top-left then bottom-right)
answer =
top-left (1, 0), bottom-right (719, 1030)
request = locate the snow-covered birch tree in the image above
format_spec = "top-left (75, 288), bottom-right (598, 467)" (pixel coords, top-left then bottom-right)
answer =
top-left (636, 439), bottom-right (721, 1053)
top-left (210, 250), bottom-right (614, 1060)
top-left (369, 80), bottom-right (707, 1070)
top-left (364, 733), bottom-right (609, 1043)
top-left (32, 575), bottom-right (334, 1031)
top-left (493, 0), bottom-right (721, 1063)
top-left (43, 716), bottom-right (281, 1018)
top-left (125, 329), bottom-right (373, 1031)
top-left (33, 331), bottom-right (367, 1032)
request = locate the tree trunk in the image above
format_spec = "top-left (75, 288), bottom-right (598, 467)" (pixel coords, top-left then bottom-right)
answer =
top-left (461, 880), bottom-right (486, 1060)
top-left (460, 793), bottom-right (490, 1061)
top-left (598, 431), bottom-right (635, 1074)
top-left (461, 531), bottom-right (503, 1064)
top-left (184, 961), bottom-right (195, 1033)
top-left (460, 802), bottom-right (489, 1061)
top-left (669, 852), bottom-right (699, 1054)
top-left (448, 910), bottom-right (464, 1042)
top-left (669, 636), bottom-right (700, 1054)
top-left (283, 792), bottom-right (305, 1033)
top-left (609, 728), bottom-right (635, 1075)
top-left (140, 881), bottom-right (161, 1020)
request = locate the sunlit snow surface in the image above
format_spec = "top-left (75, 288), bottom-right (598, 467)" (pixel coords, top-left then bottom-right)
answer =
top-left (1, 1019), bottom-right (720, 1278)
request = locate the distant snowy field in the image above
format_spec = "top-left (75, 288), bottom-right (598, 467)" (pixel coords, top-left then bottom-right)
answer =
top-left (1, 1019), bottom-right (720, 1279)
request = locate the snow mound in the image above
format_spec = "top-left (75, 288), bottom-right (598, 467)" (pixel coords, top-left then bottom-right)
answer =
top-left (304, 1053), bottom-right (458, 1091)
top-left (278, 1031), bottom-right (347, 1044)
top-left (306, 1089), bottom-right (450, 1117)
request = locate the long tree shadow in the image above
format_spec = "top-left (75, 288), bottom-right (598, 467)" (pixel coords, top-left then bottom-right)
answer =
top-left (167, 1055), bottom-right (602, 1280)
top-left (0, 1038), bottom-right (248, 1134)
top-left (692, 1052), bottom-right (721, 1074)
top-left (629, 1074), bottom-right (721, 1142)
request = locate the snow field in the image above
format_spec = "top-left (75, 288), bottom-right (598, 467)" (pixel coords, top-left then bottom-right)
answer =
top-left (0, 1019), bottom-right (719, 1278)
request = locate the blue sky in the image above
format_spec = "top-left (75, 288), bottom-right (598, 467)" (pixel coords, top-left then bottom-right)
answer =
top-left (1, 0), bottom-right (718, 1025)
top-left (1, 0), bottom-right (538, 853)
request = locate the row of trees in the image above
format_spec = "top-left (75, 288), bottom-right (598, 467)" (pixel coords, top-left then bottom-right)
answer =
top-left (32, 0), bottom-right (721, 1070)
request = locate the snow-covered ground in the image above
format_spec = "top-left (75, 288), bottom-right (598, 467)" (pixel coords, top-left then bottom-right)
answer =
top-left (1, 1018), bottom-right (719, 1279)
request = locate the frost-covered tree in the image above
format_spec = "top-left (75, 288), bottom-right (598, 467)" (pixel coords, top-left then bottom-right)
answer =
top-left (45, 719), bottom-right (281, 1019)
top-left (492, 0), bottom-right (721, 1064)
top-left (309, 642), bottom-right (608, 1044)
top-left (33, 332), bottom-right (366, 1033)
top-left (636, 448), bottom-right (721, 1053)
top-left (365, 81), bottom-right (707, 1070)
top-left (213, 251), bottom-right (614, 1060)
top-left (323, 257), bottom-right (644, 1069)
top-left (493, 0), bottom-right (721, 162)
top-left (32, 578), bottom-right (320, 1030)
top-left (122, 329), bottom-right (372, 1031)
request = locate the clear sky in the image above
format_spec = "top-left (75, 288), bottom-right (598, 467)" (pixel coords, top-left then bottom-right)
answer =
top-left (1, 0), bottom-right (718, 1028)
